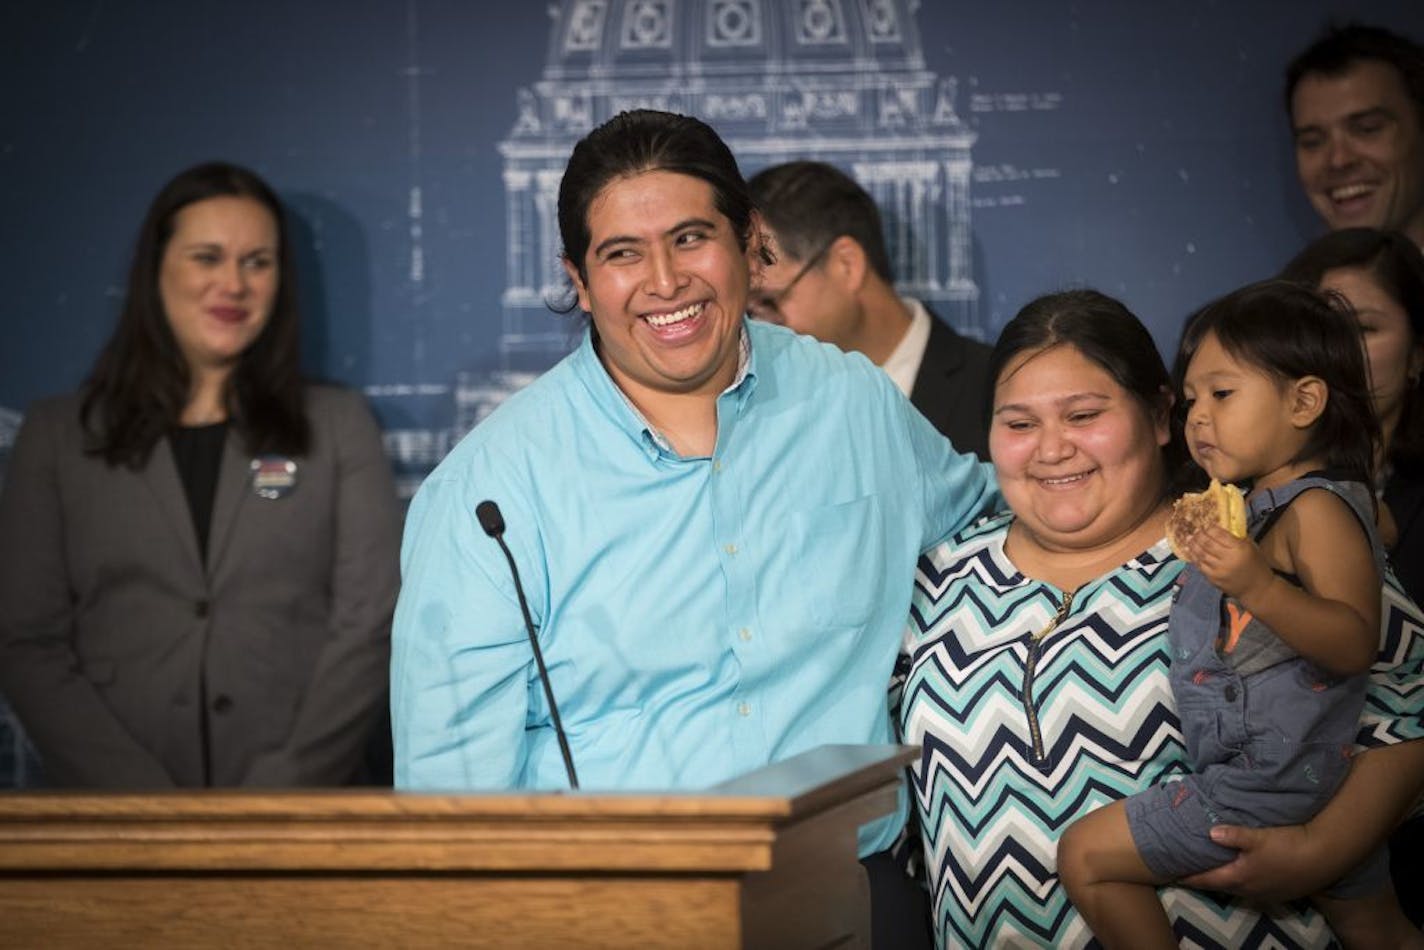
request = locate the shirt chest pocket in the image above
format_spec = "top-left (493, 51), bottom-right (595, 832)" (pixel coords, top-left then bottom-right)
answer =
top-left (785, 495), bottom-right (886, 629)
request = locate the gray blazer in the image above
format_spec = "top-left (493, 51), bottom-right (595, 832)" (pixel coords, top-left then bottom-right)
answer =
top-left (0, 386), bottom-right (401, 787)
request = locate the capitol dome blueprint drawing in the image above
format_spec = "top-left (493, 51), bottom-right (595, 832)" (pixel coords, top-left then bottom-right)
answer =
top-left (498, 0), bottom-right (976, 362)
top-left (10, 0), bottom-right (988, 502)
top-left (12, 1), bottom-right (1424, 504)
top-left (458, 0), bottom-right (977, 434)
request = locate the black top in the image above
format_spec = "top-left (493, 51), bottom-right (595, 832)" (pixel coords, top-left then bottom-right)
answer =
top-left (1385, 465), bottom-right (1424, 606)
top-left (169, 422), bottom-right (227, 565)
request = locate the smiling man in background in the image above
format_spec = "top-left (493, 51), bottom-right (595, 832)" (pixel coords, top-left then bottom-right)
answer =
top-left (1287, 22), bottom-right (1424, 246)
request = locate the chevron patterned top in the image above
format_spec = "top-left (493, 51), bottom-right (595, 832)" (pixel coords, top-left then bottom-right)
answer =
top-left (897, 512), bottom-right (1424, 949)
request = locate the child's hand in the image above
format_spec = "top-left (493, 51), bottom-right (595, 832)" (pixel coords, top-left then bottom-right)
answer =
top-left (1182, 524), bottom-right (1274, 602)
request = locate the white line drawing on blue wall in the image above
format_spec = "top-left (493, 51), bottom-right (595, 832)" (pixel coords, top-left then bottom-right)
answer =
top-left (382, 0), bottom-right (983, 495)
top-left (0, 407), bottom-right (18, 449)
top-left (0, 406), bottom-right (22, 491)
top-left (498, 0), bottom-right (976, 369)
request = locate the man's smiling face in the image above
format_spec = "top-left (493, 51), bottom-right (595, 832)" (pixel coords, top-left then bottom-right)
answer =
top-left (1292, 59), bottom-right (1424, 244)
top-left (565, 169), bottom-right (754, 406)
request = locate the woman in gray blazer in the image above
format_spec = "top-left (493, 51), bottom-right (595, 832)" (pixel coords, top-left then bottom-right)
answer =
top-left (0, 162), bottom-right (401, 787)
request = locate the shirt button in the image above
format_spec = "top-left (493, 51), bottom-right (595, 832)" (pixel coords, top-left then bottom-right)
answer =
top-left (1224, 684), bottom-right (1238, 702)
top-left (738, 627), bottom-right (752, 642)
top-left (212, 694), bottom-right (233, 713)
top-left (737, 701), bottom-right (751, 717)
top-left (724, 543), bottom-right (738, 555)
top-left (195, 600), bottom-right (210, 618)
top-left (713, 460), bottom-right (724, 473)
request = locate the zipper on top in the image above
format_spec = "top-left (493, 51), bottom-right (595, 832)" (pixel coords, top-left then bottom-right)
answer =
top-left (1023, 589), bottom-right (1075, 767)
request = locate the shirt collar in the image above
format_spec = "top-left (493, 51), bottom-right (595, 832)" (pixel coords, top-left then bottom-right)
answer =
top-left (574, 321), bottom-right (756, 459)
top-left (880, 296), bottom-right (932, 398)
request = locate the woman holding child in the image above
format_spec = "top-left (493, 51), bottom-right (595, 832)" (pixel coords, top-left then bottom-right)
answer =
top-left (896, 288), bottom-right (1424, 948)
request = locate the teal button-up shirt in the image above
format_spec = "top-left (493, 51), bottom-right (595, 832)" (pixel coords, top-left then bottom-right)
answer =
top-left (391, 318), bottom-right (998, 853)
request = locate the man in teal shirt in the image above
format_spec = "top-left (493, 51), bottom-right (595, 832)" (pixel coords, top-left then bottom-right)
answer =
top-left (392, 109), bottom-right (997, 948)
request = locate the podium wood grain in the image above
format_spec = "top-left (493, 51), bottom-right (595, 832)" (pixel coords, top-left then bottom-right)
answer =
top-left (0, 744), bottom-right (914, 949)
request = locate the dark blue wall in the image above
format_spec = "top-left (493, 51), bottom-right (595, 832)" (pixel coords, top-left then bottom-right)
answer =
top-left (3, 2), bottom-right (1421, 474)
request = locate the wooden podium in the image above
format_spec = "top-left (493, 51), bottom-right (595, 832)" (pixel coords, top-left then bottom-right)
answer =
top-left (0, 744), bottom-right (915, 949)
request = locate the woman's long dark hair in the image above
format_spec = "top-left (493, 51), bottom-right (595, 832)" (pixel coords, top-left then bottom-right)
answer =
top-left (81, 161), bottom-right (308, 468)
top-left (1174, 278), bottom-right (1379, 488)
top-left (1281, 228), bottom-right (1424, 473)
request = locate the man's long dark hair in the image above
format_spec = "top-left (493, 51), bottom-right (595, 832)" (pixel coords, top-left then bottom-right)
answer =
top-left (81, 161), bottom-right (308, 468)
top-left (555, 109), bottom-right (766, 291)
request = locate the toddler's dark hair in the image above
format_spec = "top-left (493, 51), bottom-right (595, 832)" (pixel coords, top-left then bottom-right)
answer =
top-left (1174, 278), bottom-right (1378, 486)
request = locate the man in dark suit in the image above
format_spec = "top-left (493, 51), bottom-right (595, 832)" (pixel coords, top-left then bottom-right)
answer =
top-left (748, 161), bottom-right (992, 459)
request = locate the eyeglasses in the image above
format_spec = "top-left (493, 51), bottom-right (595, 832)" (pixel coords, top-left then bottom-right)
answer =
top-left (746, 241), bottom-right (833, 322)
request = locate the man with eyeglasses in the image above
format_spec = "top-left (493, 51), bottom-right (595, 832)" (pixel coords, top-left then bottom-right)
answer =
top-left (748, 161), bottom-right (992, 458)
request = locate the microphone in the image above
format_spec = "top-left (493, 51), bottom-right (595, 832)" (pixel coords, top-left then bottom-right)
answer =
top-left (476, 500), bottom-right (579, 790)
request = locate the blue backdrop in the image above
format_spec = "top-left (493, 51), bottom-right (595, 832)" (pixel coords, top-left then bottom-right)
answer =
top-left (3, 1), bottom-right (1421, 489)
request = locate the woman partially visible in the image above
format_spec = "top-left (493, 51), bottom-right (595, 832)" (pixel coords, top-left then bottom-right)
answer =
top-left (1281, 229), bottom-right (1424, 602)
top-left (0, 162), bottom-right (401, 787)
top-left (1282, 228), bottom-right (1424, 927)
top-left (896, 289), bottom-right (1424, 948)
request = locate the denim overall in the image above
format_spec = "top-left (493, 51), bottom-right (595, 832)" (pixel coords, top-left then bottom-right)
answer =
top-left (1125, 475), bottom-right (1388, 896)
